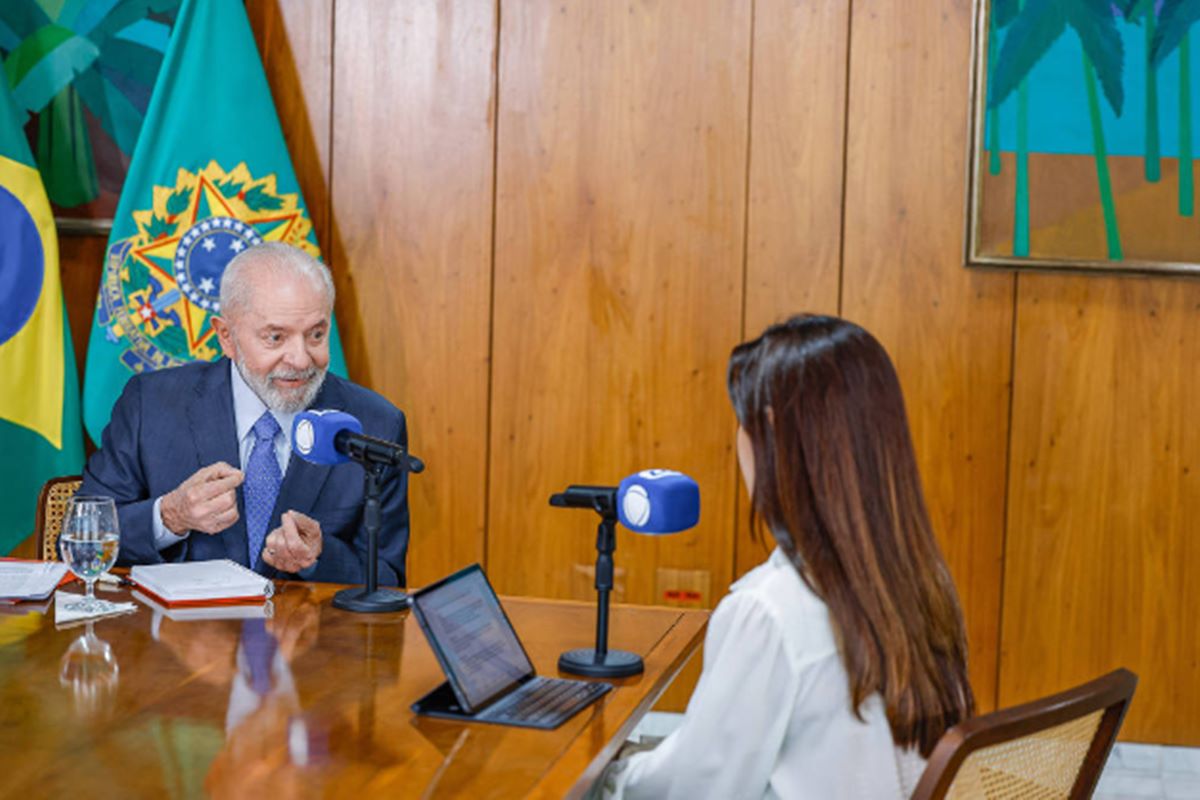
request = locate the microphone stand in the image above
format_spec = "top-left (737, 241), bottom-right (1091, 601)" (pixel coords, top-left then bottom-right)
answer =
top-left (552, 491), bottom-right (645, 678)
top-left (332, 451), bottom-right (421, 614)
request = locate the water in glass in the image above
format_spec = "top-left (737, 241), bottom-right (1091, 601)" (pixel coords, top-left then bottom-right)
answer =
top-left (61, 496), bottom-right (120, 614)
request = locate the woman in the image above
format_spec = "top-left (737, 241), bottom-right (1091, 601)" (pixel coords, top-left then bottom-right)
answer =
top-left (600, 315), bottom-right (974, 799)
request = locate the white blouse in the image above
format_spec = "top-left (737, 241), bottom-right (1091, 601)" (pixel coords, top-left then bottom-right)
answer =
top-left (600, 548), bottom-right (927, 799)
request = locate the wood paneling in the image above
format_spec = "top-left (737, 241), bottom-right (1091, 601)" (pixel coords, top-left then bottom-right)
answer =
top-left (487, 0), bottom-right (750, 613)
top-left (840, 0), bottom-right (1014, 712)
top-left (58, 235), bottom-right (106, 393)
top-left (1002, 274), bottom-right (1200, 744)
top-left (247, 0), bottom-right (335, 250)
top-left (743, 0), bottom-right (847, 331)
top-left (736, 0), bottom-right (850, 579)
top-left (330, 1), bottom-right (496, 585)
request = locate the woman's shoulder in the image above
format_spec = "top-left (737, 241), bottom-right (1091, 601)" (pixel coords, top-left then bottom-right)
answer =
top-left (729, 549), bottom-right (824, 612)
top-left (714, 549), bottom-right (838, 665)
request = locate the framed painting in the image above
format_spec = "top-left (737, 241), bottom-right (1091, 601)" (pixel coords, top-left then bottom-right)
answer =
top-left (967, 0), bottom-right (1200, 275)
top-left (0, 0), bottom-right (181, 234)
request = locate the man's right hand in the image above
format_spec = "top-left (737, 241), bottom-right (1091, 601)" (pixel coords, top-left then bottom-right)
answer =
top-left (160, 462), bottom-right (244, 535)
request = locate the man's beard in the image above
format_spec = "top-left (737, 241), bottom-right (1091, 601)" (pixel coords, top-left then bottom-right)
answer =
top-left (234, 351), bottom-right (327, 414)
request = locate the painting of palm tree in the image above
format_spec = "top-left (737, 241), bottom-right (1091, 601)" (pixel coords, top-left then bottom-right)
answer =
top-left (0, 0), bottom-right (181, 230)
top-left (969, 0), bottom-right (1200, 273)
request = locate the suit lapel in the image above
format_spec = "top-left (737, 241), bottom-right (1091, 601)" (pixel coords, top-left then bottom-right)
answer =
top-left (186, 359), bottom-right (250, 566)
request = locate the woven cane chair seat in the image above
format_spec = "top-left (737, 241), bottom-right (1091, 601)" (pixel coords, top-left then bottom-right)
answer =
top-left (36, 475), bottom-right (83, 561)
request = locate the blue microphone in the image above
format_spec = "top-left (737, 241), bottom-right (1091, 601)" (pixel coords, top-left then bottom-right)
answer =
top-left (293, 409), bottom-right (424, 472)
top-left (293, 409), bottom-right (425, 616)
top-left (616, 470), bottom-right (700, 533)
top-left (550, 468), bottom-right (700, 679)
top-left (293, 410), bottom-right (362, 465)
top-left (549, 470), bottom-right (700, 534)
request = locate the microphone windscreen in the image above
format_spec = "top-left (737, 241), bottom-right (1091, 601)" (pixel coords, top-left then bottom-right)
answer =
top-left (617, 470), bottom-right (700, 534)
top-left (293, 409), bottom-right (363, 465)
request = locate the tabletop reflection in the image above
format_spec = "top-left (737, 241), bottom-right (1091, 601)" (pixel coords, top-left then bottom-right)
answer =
top-left (58, 621), bottom-right (119, 718)
top-left (0, 582), bottom-right (702, 799)
top-left (198, 596), bottom-right (324, 797)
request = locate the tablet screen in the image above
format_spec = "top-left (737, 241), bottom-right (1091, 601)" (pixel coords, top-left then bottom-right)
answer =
top-left (413, 565), bottom-right (535, 710)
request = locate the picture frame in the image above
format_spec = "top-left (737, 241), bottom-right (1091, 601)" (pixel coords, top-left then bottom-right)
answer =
top-left (966, 0), bottom-right (1200, 277)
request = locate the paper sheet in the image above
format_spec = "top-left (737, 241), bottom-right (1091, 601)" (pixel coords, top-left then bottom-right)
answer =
top-left (0, 562), bottom-right (68, 601)
top-left (55, 591), bottom-right (138, 627)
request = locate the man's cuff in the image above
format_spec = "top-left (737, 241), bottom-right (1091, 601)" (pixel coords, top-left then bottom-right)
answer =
top-left (152, 496), bottom-right (189, 550)
top-left (297, 560), bottom-right (319, 580)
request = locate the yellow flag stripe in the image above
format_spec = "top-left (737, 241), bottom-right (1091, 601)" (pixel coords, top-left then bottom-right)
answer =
top-left (0, 154), bottom-right (65, 450)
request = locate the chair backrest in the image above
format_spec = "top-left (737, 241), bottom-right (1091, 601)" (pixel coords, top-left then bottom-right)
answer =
top-left (910, 668), bottom-right (1137, 800)
top-left (35, 475), bottom-right (83, 561)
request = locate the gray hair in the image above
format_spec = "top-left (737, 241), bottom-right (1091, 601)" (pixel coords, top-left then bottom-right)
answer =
top-left (218, 242), bottom-right (335, 318)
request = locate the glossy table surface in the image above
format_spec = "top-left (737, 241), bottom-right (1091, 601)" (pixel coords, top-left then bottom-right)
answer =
top-left (0, 580), bottom-right (707, 799)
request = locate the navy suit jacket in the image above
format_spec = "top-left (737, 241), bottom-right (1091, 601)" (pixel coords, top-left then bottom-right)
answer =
top-left (79, 359), bottom-right (410, 586)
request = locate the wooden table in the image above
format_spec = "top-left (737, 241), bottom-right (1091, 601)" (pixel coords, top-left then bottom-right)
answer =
top-left (0, 580), bottom-right (706, 799)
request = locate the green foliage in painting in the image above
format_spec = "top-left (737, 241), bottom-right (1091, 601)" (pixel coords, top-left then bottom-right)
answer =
top-left (0, 1), bottom-right (182, 208)
top-left (1150, 0), bottom-right (1200, 64)
top-left (991, 0), bottom-right (1125, 116)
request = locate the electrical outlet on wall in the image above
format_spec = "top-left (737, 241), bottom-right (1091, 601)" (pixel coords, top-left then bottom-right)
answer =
top-left (655, 567), bottom-right (711, 608)
top-left (571, 563), bottom-right (627, 603)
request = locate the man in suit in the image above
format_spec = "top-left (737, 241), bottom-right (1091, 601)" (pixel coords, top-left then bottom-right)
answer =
top-left (79, 242), bottom-right (409, 585)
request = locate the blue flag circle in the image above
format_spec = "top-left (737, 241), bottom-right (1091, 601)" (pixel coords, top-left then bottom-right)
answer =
top-left (0, 185), bottom-right (45, 346)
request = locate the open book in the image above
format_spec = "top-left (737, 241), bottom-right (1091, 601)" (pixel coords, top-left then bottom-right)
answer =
top-left (130, 559), bottom-right (274, 607)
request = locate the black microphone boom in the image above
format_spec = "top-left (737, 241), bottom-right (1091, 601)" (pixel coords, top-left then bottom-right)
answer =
top-left (333, 429), bottom-right (425, 473)
top-left (548, 485), bottom-right (615, 513)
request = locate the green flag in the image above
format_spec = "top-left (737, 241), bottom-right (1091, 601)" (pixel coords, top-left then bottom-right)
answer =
top-left (0, 79), bottom-right (84, 554)
top-left (82, 0), bottom-right (347, 443)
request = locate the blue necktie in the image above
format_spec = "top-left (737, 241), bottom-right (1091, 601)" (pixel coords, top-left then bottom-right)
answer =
top-left (244, 411), bottom-right (282, 569)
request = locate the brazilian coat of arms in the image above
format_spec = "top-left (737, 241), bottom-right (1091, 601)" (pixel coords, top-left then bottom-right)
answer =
top-left (99, 161), bottom-right (316, 373)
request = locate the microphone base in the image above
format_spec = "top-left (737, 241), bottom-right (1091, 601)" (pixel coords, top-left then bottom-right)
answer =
top-left (558, 648), bottom-right (644, 678)
top-left (332, 586), bottom-right (409, 613)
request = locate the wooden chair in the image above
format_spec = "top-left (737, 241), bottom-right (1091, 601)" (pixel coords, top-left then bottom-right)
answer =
top-left (910, 668), bottom-right (1137, 800)
top-left (34, 475), bottom-right (83, 561)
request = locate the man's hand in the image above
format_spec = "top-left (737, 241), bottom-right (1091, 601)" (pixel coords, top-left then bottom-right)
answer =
top-left (160, 462), bottom-right (244, 535)
top-left (261, 510), bottom-right (322, 574)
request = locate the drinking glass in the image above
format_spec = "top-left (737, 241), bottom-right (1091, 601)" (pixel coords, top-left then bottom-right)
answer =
top-left (60, 496), bottom-right (121, 614)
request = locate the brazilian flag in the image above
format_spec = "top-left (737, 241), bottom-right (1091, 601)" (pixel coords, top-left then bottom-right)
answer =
top-left (82, 0), bottom-right (347, 442)
top-left (0, 80), bottom-right (84, 555)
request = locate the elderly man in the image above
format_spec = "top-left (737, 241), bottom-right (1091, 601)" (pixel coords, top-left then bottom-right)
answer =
top-left (79, 242), bottom-right (410, 585)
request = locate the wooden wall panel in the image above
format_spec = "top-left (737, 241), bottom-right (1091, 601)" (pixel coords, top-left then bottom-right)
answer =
top-left (1002, 275), bottom-right (1200, 744)
top-left (487, 0), bottom-right (750, 614)
top-left (59, 236), bottom-right (106, 392)
top-left (736, 0), bottom-right (850, 579)
top-left (248, 0), bottom-right (335, 251)
top-left (331, 1), bottom-right (495, 585)
top-left (840, 0), bottom-right (1014, 712)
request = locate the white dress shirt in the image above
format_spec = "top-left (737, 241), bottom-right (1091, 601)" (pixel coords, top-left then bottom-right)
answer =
top-left (152, 364), bottom-right (296, 549)
top-left (600, 548), bottom-right (927, 799)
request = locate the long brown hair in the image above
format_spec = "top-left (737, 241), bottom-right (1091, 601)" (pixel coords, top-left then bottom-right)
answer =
top-left (727, 314), bottom-right (973, 756)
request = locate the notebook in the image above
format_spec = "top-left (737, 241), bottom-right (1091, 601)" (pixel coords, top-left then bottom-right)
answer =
top-left (410, 563), bottom-right (612, 730)
top-left (130, 559), bottom-right (274, 607)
